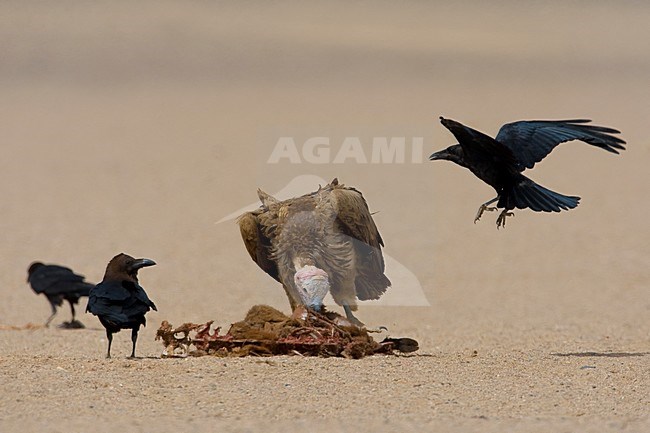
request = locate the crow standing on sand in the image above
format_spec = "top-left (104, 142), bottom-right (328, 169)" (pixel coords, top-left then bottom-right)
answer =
top-left (86, 253), bottom-right (157, 358)
top-left (429, 117), bottom-right (625, 228)
top-left (27, 262), bottom-right (95, 328)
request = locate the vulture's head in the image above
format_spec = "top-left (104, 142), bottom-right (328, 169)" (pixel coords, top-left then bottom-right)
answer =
top-left (294, 265), bottom-right (330, 311)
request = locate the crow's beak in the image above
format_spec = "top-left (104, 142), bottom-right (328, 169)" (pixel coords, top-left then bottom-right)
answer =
top-left (429, 149), bottom-right (448, 161)
top-left (128, 258), bottom-right (156, 272)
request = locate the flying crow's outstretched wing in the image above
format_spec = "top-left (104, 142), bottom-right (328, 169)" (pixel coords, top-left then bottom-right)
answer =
top-left (495, 119), bottom-right (626, 170)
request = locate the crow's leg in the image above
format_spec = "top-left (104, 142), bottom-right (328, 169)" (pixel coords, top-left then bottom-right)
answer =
top-left (106, 330), bottom-right (113, 358)
top-left (44, 301), bottom-right (58, 328)
top-left (475, 197), bottom-right (499, 223)
top-left (129, 328), bottom-right (139, 358)
top-left (64, 302), bottom-right (85, 328)
top-left (496, 209), bottom-right (514, 229)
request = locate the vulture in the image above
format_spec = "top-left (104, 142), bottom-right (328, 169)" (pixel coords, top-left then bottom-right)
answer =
top-left (237, 178), bottom-right (390, 325)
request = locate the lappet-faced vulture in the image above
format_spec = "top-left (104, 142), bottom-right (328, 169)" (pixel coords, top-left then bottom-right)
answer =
top-left (238, 178), bottom-right (390, 325)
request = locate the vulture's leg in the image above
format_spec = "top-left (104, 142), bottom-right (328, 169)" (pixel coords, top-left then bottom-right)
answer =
top-left (343, 304), bottom-right (364, 327)
top-left (44, 301), bottom-right (58, 328)
top-left (474, 197), bottom-right (499, 223)
top-left (343, 305), bottom-right (388, 333)
top-left (496, 209), bottom-right (514, 229)
top-left (282, 284), bottom-right (300, 312)
top-left (330, 269), bottom-right (363, 326)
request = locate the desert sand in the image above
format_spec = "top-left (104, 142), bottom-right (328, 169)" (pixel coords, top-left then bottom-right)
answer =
top-left (0, 1), bottom-right (648, 432)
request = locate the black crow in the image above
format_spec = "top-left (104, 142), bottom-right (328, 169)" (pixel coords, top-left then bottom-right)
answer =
top-left (27, 262), bottom-right (94, 328)
top-left (86, 253), bottom-right (157, 358)
top-left (430, 117), bottom-right (625, 228)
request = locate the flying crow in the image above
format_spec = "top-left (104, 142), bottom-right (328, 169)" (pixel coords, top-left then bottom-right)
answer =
top-left (430, 117), bottom-right (625, 228)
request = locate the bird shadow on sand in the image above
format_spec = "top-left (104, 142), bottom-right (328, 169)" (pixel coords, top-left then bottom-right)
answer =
top-left (81, 326), bottom-right (110, 332)
top-left (124, 356), bottom-right (160, 361)
top-left (0, 323), bottom-right (108, 332)
top-left (551, 351), bottom-right (649, 358)
top-left (56, 320), bottom-right (86, 329)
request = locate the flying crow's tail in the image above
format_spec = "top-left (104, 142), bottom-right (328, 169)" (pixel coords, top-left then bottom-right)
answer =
top-left (499, 175), bottom-right (580, 212)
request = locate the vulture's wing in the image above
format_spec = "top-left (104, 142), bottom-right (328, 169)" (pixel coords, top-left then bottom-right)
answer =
top-left (330, 186), bottom-right (390, 300)
top-left (495, 120), bottom-right (625, 170)
top-left (237, 210), bottom-right (280, 282)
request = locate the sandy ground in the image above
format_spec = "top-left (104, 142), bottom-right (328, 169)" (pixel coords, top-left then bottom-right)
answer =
top-left (1, 1), bottom-right (649, 432)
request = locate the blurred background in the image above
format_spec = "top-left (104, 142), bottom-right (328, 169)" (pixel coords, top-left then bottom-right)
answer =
top-left (1, 1), bottom-right (648, 347)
